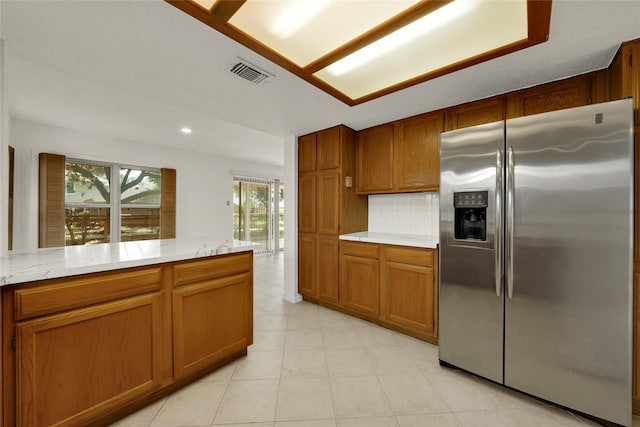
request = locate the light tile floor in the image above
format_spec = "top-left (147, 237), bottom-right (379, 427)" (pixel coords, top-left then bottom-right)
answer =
top-left (113, 252), bottom-right (639, 427)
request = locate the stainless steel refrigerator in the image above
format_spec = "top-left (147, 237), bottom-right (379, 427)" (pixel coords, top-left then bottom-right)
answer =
top-left (439, 99), bottom-right (633, 426)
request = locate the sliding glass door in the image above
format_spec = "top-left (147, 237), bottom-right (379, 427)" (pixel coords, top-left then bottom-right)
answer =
top-left (233, 176), bottom-right (283, 254)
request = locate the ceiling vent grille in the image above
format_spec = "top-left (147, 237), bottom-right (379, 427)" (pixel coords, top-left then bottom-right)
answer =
top-left (229, 58), bottom-right (274, 86)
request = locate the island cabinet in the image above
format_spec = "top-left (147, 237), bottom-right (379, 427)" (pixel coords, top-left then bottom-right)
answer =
top-left (298, 125), bottom-right (368, 304)
top-left (338, 241), bottom-right (438, 344)
top-left (2, 251), bottom-right (253, 427)
top-left (356, 111), bottom-right (444, 194)
top-left (172, 253), bottom-right (253, 379)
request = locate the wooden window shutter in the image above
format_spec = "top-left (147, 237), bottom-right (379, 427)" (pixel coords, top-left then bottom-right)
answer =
top-left (39, 153), bottom-right (66, 248)
top-left (160, 168), bottom-right (176, 239)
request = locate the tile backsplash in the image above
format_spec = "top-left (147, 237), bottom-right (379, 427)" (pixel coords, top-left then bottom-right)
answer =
top-left (368, 192), bottom-right (439, 236)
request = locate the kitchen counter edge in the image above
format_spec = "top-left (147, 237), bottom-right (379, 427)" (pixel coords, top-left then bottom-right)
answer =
top-left (0, 238), bottom-right (259, 286)
top-left (339, 232), bottom-right (438, 249)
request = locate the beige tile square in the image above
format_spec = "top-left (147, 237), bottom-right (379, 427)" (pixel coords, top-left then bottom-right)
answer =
top-left (396, 413), bottom-right (462, 427)
top-left (213, 379), bottom-right (279, 424)
top-left (250, 330), bottom-right (286, 352)
top-left (366, 345), bottom-right (423, 375)
top-left (255, 314), bottom-right (288, 331)
top-left (319, 309), bottom-right (360, 330)
top-left (150, 381), bottom-right (227, 427)
top-left (356, 325), bottom-right (402, 347)
top-left (288, 301), bottom-right (320, 317)
top-left (287, 311), bottom-right (322, 330)
top-left (474, 377), bottom-right (547, 409)
top-left (285, 330), bottom-right (324, 350)
top-left (231, 350), bottom-right (283, 380)
top-left (425, 369), bottom-right (498, 412)
top-left (275, 378), bottom-right (335, 421)
top-left (322, 329), bottom-right (364, 349)
top-left (509, 406), bottom-right (590, 426)
top-left (199, 361), bottom-right (236, 382)
top-left (377, 373), bottom-right (450, 414)
top-left (325, 348), bottom-right (375, 377)
top-left (337, 416), bottom-right (399, 427)
top-left (216, 424), bottom-right (274, 427)
top-left (282, 350), bottom-right (328, 378)
top-left (330, 376), bottom-right (393, 418)
top-left (110, 397), bottom-right (166, 427)
top-left (276, 420), bottom-right (337, 427)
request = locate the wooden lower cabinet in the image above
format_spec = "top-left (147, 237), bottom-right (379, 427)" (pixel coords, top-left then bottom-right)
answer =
top-left (380, 247), bottom-right (438, 337)
top-left (16, 294), bottom-right (166, 427)
top-left (173, 272), bottom-right (252, 379)
top-left (2, 252), bottom-right (253, 427)
top-left (338, 241), bottom-right (438, 343)
top-left (317, 237), bottom-right (339, 304)
top-left (298, 235), bottom-right (316, 297)
top-left (340, 253), bottom-right (380, 317)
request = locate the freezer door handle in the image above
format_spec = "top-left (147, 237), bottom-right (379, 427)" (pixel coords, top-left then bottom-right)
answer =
top-left (495, 148), bottom-right (503, 297)
top-left (506, 146), bottom-right (515, 299)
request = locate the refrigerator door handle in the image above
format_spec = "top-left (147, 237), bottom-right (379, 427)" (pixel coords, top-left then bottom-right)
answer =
top-left (506, 146), bottom-right (515, 300)
top-left (495, 148), bottom-right (503, 297)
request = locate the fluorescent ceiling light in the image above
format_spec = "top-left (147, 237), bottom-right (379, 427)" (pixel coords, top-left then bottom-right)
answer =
top-left (181, 127), bottom-right (192, 134)
top-left (326, 0), bottom-right (477, 77)
top-left (170, 0), bottom-right (550, 105)
top-left (190, 0), bottom-right (217, 12)
top-left (271, 0), bottom-right (333, 39)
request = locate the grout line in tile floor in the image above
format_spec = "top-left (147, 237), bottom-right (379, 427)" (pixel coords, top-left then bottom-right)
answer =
top-left (112, 252), bottom-right (638, 427)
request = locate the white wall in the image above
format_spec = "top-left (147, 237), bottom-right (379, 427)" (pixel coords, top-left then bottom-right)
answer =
top-left (0, 39), bottom-right (8, 254)
top-left (368, 192), bottom-right (439, 236)
top-left (10, 118), bottom-right (284, 251)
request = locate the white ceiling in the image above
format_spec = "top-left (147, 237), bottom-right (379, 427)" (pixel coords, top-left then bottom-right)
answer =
top-left (2, 0), bottom-right (640, 168)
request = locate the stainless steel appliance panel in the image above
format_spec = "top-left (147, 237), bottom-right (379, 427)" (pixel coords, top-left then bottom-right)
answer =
top-left (504, 99), bottom-right (633, 425)
top-left (439, 121), bottom-right (505, 383)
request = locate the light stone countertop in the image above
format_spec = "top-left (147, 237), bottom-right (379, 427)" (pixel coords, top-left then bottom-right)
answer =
top-left (0, 238), bottom-right (259, 286)
top-left (339, 231), bottom-right (438, 249)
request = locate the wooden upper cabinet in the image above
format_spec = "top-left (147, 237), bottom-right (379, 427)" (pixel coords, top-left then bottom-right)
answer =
top-left (610, 38), bottom-right (640, 124)
top-left (357, 124), bottom-right (394, 194)
top-left (446, 98), bottom-right (506, 131)
top-left (317, 126), bottom-right (341, 170)
top-left (507, 75), bottom-right (592, 118)
top-left (298, 174), bottom-right (316, 234)
top-left (298, 133), bottom-right (317, 173)
top-left (393, 111), bottom-right (443, 192)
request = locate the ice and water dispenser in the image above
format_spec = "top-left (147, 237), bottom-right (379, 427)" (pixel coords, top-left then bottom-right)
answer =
top-left (454, 191), bottom-right (488, 241)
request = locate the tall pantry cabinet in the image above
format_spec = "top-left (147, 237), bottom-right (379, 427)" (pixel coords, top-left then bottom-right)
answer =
top-left (298, 125), bottom-right (368, 304)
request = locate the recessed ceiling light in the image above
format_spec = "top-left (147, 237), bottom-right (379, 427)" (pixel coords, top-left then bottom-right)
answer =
top-left (181, 127), bottom-right (192, 134)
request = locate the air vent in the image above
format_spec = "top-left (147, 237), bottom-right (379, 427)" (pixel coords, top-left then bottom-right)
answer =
top-left (228, 58), bottom-right (274, 86)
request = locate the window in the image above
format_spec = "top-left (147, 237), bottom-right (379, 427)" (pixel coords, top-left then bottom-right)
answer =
top-left (233, 176), bottom-right (283, 254)
top-left (64, 160), bottom-right (162, 245)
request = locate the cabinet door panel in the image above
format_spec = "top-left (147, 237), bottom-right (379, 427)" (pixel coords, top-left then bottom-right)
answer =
top-left (381, 261), bottom-right (436, 335)
top-left (16, 294), bottom-right (165, 427)
top-left (317, 238), bottom-right (339, 304)
top-left (298, 235), bottom-right (316, 297)
top-left (393, 112), bottom-right (443, 191)
top-left (317, 172), bottom-right (340, 235)
top-left (298, 133), bottom-right (317, 172)
top-left (507, 76), bottom-right (591, 118)
top-left (357, 124), bottom-right (394, 193)
top-left (298, 175), bottom-right (317, 234)
top-left (173, 273), bottom-right (251, 379)
top-left (340, 255), bottom-right (379, 316)
top-left (446, 98), bottom-right (505, 130)
top-left (317, 126), bottom-right (341, 170)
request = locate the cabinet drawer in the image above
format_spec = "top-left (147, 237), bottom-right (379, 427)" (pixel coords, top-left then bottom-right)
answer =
top-left (174, 252), bottom-right (252, 286)
top-left (383, 246), bottom-right (434, 267)
top-left (341, 241), bottom-right (379, 259)
top-left (14, 267), bottom-right (163, 320)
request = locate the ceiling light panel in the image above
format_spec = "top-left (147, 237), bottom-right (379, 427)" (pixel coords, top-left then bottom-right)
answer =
top-left (313, 0), bottom-right (528, 100)
top-left (227, 0), bottom-right (422, 67)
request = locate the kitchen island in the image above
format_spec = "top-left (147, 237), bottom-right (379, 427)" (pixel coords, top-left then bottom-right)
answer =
top-left (0, 239), bottom-right (256, 427)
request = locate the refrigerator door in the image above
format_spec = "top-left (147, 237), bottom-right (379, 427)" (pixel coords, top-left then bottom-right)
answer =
top-left (504, 99), bottom-right (633, 426)
top-left (439, 121), bottom-right (505, 383)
